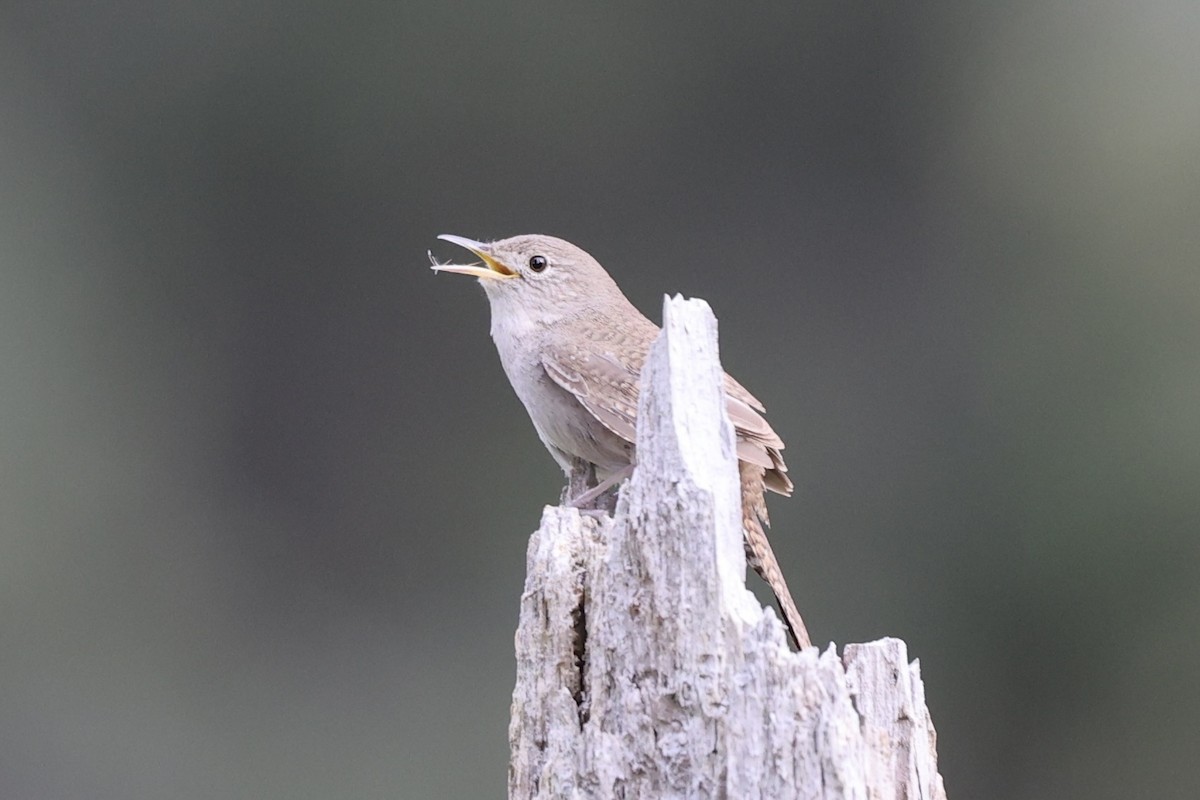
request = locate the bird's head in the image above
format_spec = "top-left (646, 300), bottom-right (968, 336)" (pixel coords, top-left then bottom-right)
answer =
top-left (431, 234), bottom-right (623, 316)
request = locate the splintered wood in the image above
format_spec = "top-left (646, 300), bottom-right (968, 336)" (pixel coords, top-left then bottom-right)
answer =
top-left (509, 297), bottom-right (947, 800)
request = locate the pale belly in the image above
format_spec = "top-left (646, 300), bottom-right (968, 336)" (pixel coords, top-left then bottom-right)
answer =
top-left (523, 370), bottom-right (634, 478)
top-left (496, 342), bottom-right (633, 477)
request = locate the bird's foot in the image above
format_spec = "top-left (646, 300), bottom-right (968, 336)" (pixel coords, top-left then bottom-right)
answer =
top-left (562, 457), bottom-right (596, 505)
top-left (565, 464), bottom-right (633, 513)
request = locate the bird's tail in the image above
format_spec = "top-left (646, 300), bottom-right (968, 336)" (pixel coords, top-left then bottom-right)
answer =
top-left (740, 461), bottom-right (811, 649)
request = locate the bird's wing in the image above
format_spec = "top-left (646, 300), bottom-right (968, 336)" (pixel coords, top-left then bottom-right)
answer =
top-left (541, 335), bottom-right (792, 494)
top-left (541, 344), bottom-right (640, 444)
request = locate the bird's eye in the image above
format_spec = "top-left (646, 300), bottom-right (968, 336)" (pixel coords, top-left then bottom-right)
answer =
top-left (528, 255), bottom-right (548, 273)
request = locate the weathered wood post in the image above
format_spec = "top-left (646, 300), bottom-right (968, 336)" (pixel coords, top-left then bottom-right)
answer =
top-left (509, 296), bottom-right (947, 800)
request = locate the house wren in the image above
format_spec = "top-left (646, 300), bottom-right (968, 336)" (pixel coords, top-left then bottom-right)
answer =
top-left (431, 234), bottom-right (810, 649)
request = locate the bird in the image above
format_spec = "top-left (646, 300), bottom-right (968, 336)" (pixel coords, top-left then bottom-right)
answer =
top-left (430, 234), bottom-right (810, 649)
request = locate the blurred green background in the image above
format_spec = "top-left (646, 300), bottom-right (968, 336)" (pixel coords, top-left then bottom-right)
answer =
top-left (2, 1), bottom-right (1197, 798)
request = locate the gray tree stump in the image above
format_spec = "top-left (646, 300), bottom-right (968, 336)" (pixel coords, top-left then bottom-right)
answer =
top-left (509, 297), bottom-right (948, 800)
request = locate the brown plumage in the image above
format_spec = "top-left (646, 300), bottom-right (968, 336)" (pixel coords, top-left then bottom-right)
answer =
top-left (432, 233), bottom-right (810, 649)
top-left (739, 462), bottom-right (809, 648)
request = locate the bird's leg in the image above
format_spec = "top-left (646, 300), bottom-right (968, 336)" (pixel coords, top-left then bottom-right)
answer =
top-left (566, 464), bottom-right (634, 512)
top-left (560, 458), bottom-right (613, 517)
top-left (561, 457), bottom-right (597, 505)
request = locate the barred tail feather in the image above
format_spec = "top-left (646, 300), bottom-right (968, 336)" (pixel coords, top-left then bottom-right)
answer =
top-left (739, 461), bottom-right (811, 649)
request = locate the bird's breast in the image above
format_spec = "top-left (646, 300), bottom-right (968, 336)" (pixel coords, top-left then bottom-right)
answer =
top-left (488, 326), bottom-right (633, 475)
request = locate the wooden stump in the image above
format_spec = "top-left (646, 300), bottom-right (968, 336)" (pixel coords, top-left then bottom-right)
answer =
top-left (509, 297), bottom-right (947, 800)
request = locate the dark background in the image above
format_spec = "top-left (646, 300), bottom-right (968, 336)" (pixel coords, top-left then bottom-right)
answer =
top-left (3, 2), bottom-right (1198, 798)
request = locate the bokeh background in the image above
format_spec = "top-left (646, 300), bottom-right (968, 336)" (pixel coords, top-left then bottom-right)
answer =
top-left (3, 1), bottom-right (1198, 798)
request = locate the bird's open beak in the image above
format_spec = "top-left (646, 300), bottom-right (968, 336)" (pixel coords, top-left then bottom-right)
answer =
top-left (431, 235), bottom-right (519, 280)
